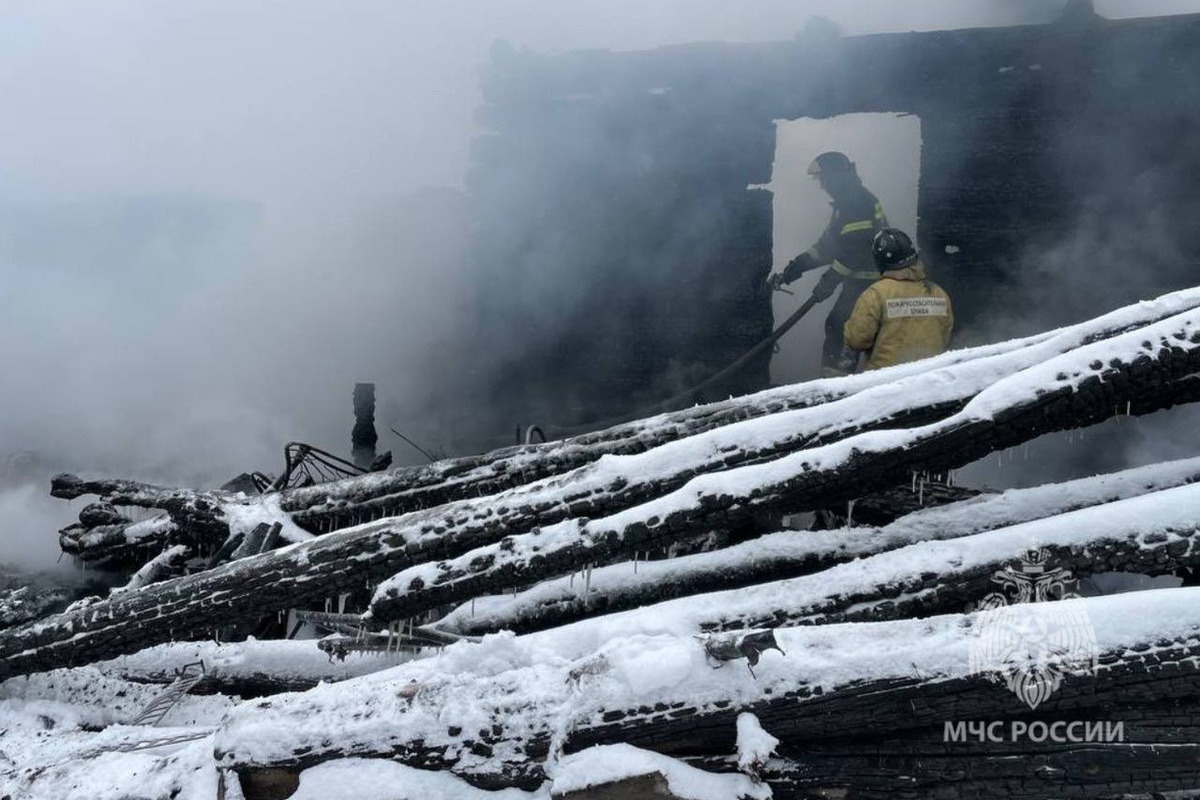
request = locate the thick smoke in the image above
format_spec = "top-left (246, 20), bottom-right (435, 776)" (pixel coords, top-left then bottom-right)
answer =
top-left (2, 0), bottom-right (1198, 566)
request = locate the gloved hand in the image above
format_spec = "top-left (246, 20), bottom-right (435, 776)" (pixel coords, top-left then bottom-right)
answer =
top-left (765, 272), bottom-right (788, 291)
top-left (811, 268), bottom-right (842, 302)
top-left (782, 251), bottom-right (819, 283)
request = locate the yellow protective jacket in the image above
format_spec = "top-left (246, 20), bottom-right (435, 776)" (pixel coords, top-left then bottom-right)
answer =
top-left (842, 261), bottom-right (953, 371)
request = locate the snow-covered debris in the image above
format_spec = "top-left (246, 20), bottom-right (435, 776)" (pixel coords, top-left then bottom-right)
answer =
top-left (97, 638), bottom-right (399, 687)
top-left (373, 303), bottom-right (1200, 618)
top-left (504, 480), bottom-right (1200, 644)
top-left (553, 743), bottom-right (771, 799)
top-left (214, 588), bottom-right (1200, 777)
top-left (435, 455), bottom-right (1200, 635)
top-left (281, 303), bottom-right (1073, 517)
top-left (0, 665), bottom-right (230, 800)
top-left (735, 713), bottom-right (779, 777)
top-left (292, 758), bottom-right (544, 799)
top-left (223, 494), bottom-right (312, 545)
top-left (112, 544), bottom-right (191, 594)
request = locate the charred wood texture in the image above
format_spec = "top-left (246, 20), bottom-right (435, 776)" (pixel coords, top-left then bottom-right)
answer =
top-left (435, 457), bottom-right (1200, 637)
top-left (822, 480), bottom-right (979, 527)
top-left (47, 291), bottom-right (1200, 572)
top-left (369, 315), bottom-right (1200, 621)
top-left (278, 291), bottom-right (1200, 532)
top-left (52, 474), bottom-right (232, 560)
top-left (8, 308), bottom-right (1200, 679)
top-left (220, 608), bottom-right (1200, 800)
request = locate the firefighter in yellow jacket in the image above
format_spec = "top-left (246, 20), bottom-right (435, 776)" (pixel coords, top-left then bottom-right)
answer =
top-left (843, 229), bottom-right (953, 371)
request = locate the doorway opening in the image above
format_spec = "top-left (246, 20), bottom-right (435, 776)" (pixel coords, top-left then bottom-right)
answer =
top-left (767, 113), bottom-right (923, 385)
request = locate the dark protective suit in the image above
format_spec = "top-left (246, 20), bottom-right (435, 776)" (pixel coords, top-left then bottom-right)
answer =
top-left (781, 184), bottom-right (888, 377)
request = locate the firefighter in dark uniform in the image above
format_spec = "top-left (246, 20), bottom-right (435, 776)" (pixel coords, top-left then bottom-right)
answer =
top-left (767, 151), bottom-right (889, 377)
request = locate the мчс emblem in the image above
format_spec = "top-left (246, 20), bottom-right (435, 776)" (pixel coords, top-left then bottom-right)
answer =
top-left (967, 547), bottom-right (1099, 709)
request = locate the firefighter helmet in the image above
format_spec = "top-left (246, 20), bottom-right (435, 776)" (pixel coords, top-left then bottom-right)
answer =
top-left (807, 151), bottom-right (855, 177)
top-left (872, 228), bottom-right (919, 271)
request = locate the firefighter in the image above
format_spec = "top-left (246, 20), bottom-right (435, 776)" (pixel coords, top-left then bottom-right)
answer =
top-left (842, 228), bottom-right (953, 371)
top-left (767, 151), bottom-right (889, 377)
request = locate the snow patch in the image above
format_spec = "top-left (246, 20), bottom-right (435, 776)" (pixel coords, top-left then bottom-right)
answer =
top-left (736, 713), bottom-right (779, 773)
top-left (553, 743), bottom-right (771, 800)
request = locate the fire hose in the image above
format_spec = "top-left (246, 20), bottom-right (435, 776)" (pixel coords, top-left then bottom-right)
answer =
top-left (534, 285), bottom-right (826, 439)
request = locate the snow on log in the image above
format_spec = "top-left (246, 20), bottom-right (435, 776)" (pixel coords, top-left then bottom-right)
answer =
top-left (51, 484), bottom-right (309, 569)
top-left (112, 544), bottom-right (192, 593)
top-left (281, 321), bottom-right (1066, 532)
top-left (97, 639), bottom-right (400, 697)
top-left (538, 481), bottom-right (1200, 640)
top-left (369, 307), bottom-right (1200, 621)
top-left (52, 287), bottom-right (1200, 556)
top-left (6, 299), bottom-right (1200, 681)
top-left (434, 456), bottom-right (1200, 636)
top-left (215, 588), bottom-right (1200, 798)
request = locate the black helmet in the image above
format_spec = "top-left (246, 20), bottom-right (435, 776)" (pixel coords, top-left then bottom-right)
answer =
top-left (872, 228), bottom-right (918, 271)
top-left (807, 151), bottom-right (855, 177)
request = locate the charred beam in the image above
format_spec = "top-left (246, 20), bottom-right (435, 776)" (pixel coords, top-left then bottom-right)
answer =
top-left (215, 591), bottom-right (1200, 798)
top-left (369, 313), bottom-right (1200, 621)
top-left (434, 455), bottom-right (1200, 636)
top-left (283, 290), bottom-right (1198, 532)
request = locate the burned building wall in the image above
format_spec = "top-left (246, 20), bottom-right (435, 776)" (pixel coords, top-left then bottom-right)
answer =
top-left (460, 11), bottom-right (1200, 444)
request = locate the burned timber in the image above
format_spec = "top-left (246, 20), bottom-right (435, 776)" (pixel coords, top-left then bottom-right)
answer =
top-left (3, 289), bottom-right (1200, 798)
top-left (8, 6), bottom-right (1200, 800)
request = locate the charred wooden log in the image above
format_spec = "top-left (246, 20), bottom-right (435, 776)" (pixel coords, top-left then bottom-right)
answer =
top-left (93, 639), bottom-right (397, 700)
top-left (283, 289), bottom-right (1200, 532)
top-left (114, 545), bottom-right (192, 593)
top-left (434, 456), bottom-right (1200, 637)
top-left (52, 474), bottom-right (233, 556)
top-left (410, 478), bottom-right (1200, 637)
top-left (6, 310), bottom-right (1200, 680)
top-left (368, 313), bottom-right (1200, 622)
top-left (50, 290), bottom-right (1200, 570)
top-left (216, 590), bottom-right (1200, 799)
top-left (684, 482), bottom-right (1200, 633)
top-left (58, 514), bottom-right (179, 568)
top-left (819, 479), bottom-right (978, 527)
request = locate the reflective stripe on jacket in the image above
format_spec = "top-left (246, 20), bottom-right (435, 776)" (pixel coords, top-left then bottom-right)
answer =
top-left (783, 185), bottom-right (888, 283)
top-left (842, 261), bottom-right (953, 371)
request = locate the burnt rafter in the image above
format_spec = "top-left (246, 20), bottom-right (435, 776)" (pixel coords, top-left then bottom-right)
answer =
top-left (6, 295), bottom-right (1200, 680)
top-left (214, 590), bottom-right (1200, 799)
top-left (433, 456), bottom-right (1200, 637)
top-left (50, 284), bottom-right (1177, 566)
top-left (368, 307), bottom-right (1200, 621)
top-left (49, 287), bottom-right (1200, 575)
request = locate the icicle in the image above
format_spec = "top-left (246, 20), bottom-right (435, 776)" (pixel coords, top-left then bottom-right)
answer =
top-left (633, 552), bottom-right (639, 574)
top-left (324, 597), bottom-right (331, 613)
top-left (846, 499), bottom-right (855, 527)
top-left (1127, 400), bottom-right (1132, 416)
top-left (911, 471), bottom-right (917, 492)
top-left (918, 479), bottom-right (924, 506)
